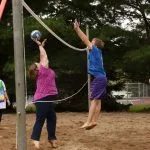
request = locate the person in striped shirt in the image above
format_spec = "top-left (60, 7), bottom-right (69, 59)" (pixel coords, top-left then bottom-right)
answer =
top-left (0, 79), bottom-right (10, 123)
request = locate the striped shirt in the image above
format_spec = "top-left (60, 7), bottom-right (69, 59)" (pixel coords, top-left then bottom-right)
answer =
top-left (33, 65), bottom-right (58, 101)
top-left (0, 80), bottom-right (6, 102)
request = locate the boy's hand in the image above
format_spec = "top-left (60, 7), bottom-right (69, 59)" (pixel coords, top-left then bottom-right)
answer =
top-left (74, 19), bottom-right (80, 30)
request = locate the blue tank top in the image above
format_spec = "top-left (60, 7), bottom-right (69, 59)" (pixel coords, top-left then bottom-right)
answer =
top-left (88, 45), bottom-right (106, 77)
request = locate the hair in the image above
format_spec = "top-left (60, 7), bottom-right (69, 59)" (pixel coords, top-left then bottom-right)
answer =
top-left (93, 38), bottom-right (104, 48)
top-left (28, 63), bottom-right (38, 80)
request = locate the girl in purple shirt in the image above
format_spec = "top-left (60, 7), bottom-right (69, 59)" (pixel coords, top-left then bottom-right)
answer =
top-left (28, 39), bottom-right (57, 149)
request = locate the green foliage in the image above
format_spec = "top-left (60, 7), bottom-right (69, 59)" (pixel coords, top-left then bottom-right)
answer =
top-left (25, 104), bottom-right (36, 113)
top-left (0, 0), bottom-right (150, 112)
top-left (129, 104), bottom-right (150, 112)
top-left (102, 98), bottom-right (131, 112)
top-left (123, 45), bottom-right (150, 82)
top-left (12, 104), bottom-right (36, 113)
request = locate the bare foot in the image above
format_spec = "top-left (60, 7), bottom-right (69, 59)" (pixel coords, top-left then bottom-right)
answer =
top-left (32, 140), bottom-right (40, 149)
top-left (49, 140), bottom-right (57, 148)
top-left (85, 123), bottom-right (97, 130)
top-left (80, 122), bottom-right (89, 129)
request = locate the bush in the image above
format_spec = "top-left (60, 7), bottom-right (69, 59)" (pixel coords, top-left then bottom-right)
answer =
top-left (25, 104), bottom-right (36, 113)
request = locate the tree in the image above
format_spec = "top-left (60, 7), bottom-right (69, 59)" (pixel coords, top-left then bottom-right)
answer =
top-left (0, 0), bottom-right (149, 111)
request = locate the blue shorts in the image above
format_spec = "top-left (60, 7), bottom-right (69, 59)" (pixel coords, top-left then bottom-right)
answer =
top-left (90, 75), bottom-right (107, 100)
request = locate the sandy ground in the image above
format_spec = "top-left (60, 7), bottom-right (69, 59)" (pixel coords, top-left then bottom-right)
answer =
top-left (0, 112), bottom-right (150, 150)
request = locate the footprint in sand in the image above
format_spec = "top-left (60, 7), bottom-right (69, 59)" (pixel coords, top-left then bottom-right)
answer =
top-left (0, 126), bottom-right (9, 130)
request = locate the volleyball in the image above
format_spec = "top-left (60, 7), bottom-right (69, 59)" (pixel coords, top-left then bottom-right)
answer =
top-left (30, 30), bottom-right (41, 40)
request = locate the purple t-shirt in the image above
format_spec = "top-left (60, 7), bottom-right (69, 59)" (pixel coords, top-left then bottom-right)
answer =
top-left (33, 65), bottom-right (58, 101)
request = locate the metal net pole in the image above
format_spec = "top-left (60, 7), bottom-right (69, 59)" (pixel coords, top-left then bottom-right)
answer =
top-left (86, 25), bottom-right (90, 109)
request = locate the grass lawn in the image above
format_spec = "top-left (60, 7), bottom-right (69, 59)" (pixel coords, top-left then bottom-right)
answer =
top-left (129, 104), bottom-right (150, 112)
